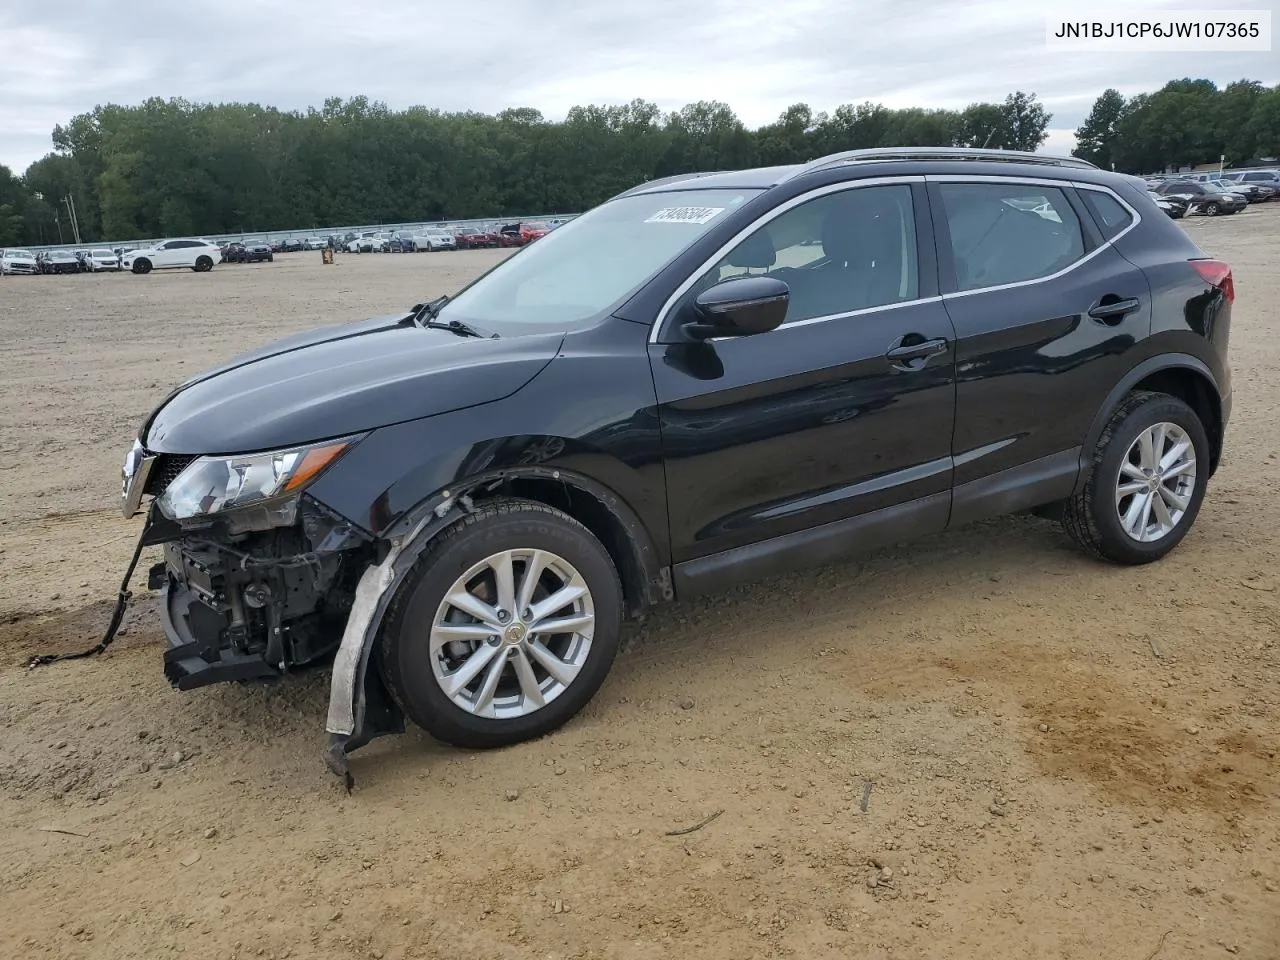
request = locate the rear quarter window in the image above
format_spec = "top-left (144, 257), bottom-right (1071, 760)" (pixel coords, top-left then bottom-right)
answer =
top-left (1080, 190), bottom-right (1135, 240)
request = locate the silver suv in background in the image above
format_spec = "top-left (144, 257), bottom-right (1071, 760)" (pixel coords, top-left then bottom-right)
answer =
top-left (413, 228), bottom-right (458, 251)
top-left (1, 248), bottom-right (41, 275)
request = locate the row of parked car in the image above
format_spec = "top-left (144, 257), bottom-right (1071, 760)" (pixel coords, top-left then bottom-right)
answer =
top-left (335, 220), bottom-right (563, 254)
top-left (1, 216), bottom-right (574, 278)
top-left (1, 238), bottom-right (230, 276)
top-left (0, 246), bottom-right (128, 275)
top-left (1143, 168), bottom-right (1280, 217)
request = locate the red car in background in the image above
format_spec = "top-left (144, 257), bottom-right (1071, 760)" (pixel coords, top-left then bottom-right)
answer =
top-left (454, 226), bottom-right (497, 249)
top-left (495, 221), bottom-right (551, 247)
top-left (496, 223), bottom-right (524, 247)
top-left (519, 221), bottom-right (550, 243)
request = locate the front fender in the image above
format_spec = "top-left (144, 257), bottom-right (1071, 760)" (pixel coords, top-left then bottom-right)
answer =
top-left (322, 462), bottom-right (670, 786)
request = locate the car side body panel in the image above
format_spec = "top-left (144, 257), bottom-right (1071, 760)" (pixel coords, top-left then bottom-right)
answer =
top-left (305, 316), bottom-right (671, 559)
top-left (927, 180), bottom-right (1154, 499)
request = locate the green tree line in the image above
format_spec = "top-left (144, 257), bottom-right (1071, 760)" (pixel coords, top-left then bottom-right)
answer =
top-left (1, 76), bottom-right (1274, 247)
top-left (1073, 78), bottom-right (1280, 172)
top-left (1, 91), bottom-right (1049, 246)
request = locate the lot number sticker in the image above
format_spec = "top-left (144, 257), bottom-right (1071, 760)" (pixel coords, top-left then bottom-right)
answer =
top-left (645, 206), bottom-right (725, 224)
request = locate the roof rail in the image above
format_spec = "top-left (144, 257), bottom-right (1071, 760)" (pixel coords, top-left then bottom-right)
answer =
top-left (791, 147), bottom-right (1098, 178)
top-left (615, 170), bottom-right (731, 199)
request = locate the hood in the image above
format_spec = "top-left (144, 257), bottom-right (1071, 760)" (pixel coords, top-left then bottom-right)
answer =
top-left (143, 314), bottom-right (564, 454)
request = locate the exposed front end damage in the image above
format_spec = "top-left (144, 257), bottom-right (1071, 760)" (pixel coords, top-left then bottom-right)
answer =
top-left (154, 499), bottom-right (375, 690)
top-left (323, 492), bottom-right (474, 786)
top-left (104, 427), bottom-right (664, 789)
top-left (143, 478), bottom-right (473, 789)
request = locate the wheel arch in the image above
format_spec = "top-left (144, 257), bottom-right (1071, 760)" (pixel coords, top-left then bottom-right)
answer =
top-left (323, 465), bottom-right (671, 780)
top-left (1077, 353), bottom-right (1223, 493)
top-left (382, 465), bottom-right (670, 616)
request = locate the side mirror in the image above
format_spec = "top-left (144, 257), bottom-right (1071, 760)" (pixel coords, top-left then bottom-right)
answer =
top-left (685, 276), bottom-right (789, 340)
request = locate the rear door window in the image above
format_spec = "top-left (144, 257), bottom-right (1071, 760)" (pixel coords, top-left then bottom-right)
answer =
top-left (937, 183), bottom-right (1086, 292)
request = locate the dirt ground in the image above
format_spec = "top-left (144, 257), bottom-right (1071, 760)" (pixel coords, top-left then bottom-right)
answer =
top-left (0, 212), bottom-right (1277, 960)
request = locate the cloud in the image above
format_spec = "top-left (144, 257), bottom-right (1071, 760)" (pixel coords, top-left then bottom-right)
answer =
top-left (0, 0), bottom-right (1275, 172)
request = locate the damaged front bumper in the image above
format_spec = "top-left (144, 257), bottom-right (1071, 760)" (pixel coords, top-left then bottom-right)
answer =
top-left (150, 499), bottom-right (372, 690)
top-left (140, 488), bottom-right (466, 787)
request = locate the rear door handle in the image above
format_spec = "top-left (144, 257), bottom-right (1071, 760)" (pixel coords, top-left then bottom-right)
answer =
top-left (1088, 297), bottom-right (1141, 323)
top-left (886, 336), bottom-right (948, 364)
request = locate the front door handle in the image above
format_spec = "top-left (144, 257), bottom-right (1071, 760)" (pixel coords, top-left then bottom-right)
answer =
top-left (1088, 297), bottom-right (1141, 323)
top-left (886, 336), bottom-right (948, 366)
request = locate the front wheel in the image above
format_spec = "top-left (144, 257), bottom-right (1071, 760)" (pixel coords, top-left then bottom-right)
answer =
top-left (379, 500), bottom-right (623, 749)
top-left (1204, 202), bottom-right (1221, 216)
top-left (132, 258), bottom-right (152, 274)
top-left (1062, 391), bottom-right (1210, 564)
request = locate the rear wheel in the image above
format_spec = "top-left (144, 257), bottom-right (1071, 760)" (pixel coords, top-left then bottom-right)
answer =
top-left (1062, 391), bottom-right (1209, 564)
top-left (193, 255), bottom-right (213, 272)
top-left (380, 500), bottom-right (623, 749)
top-left (132, 258), bottom-right (152, 274)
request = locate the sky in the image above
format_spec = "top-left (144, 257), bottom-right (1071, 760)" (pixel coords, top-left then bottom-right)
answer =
top-left (0, 0), bottom-right (1275, 173)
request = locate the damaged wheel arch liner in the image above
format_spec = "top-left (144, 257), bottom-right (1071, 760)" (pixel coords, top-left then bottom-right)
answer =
top-left (323, 465), bottom-right (669, 775)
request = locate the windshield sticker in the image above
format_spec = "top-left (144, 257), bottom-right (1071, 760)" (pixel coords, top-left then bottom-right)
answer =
top-left (645, 206), bottom-right (725, 225)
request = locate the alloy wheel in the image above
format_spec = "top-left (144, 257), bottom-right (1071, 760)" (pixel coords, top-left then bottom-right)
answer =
top-left (1115, 421), bottom-right (1197, 542)
top-left (429, 549), bottom-right (595, 719)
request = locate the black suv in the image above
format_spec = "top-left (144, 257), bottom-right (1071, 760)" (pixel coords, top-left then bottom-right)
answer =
top-left (223, 240), bottom-right (273, 264)
top-left (1153, 179), bottom-right (1245, 216)
top-left (117, 148), bottom-right (1233, 778)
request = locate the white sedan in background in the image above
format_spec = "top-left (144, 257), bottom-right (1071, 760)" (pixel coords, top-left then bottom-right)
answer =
top-left (122, 238), bottom-right (221, 274)
top-left (87, 248), bottom-right (122, 271)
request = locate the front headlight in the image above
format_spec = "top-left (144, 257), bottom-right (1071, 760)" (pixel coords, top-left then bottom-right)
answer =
top-left (156, 437), bottom-right (360, 524)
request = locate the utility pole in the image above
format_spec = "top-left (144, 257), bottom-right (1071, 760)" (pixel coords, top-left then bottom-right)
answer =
top-left (54, 210), bottom-right (65, 245)
top-left (63, 194), bottom-right (82, 245)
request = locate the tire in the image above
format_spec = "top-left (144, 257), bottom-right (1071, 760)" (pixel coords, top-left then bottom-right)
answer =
top-left (193, 256), bottom-right (213, 272)
top-left (132, 258), bottom-right (152, 274)
top-left (268, 254), bottom-right (274, 262)
top-left (1062, 391), bottom-right (1210, 565)
top-left (1205, 202), bottom-right (1221, 216)
top-left (379, 499), bottom-right (623, 749)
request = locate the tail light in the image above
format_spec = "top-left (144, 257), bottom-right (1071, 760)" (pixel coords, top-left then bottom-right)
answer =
top-left (1190, 259), bottom-right (1234, 304)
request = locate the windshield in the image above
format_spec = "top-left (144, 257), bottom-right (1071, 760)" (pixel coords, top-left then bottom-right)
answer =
top-left (439, 188), bottom-right (762, 329)
top-left (5, 249), bottom-right (33, 258)
top-left (91, 249), bottom-right (113, 256)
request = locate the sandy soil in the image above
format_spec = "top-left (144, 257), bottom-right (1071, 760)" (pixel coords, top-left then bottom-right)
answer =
top-left (1, 215), bottom-right (1277, 960)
